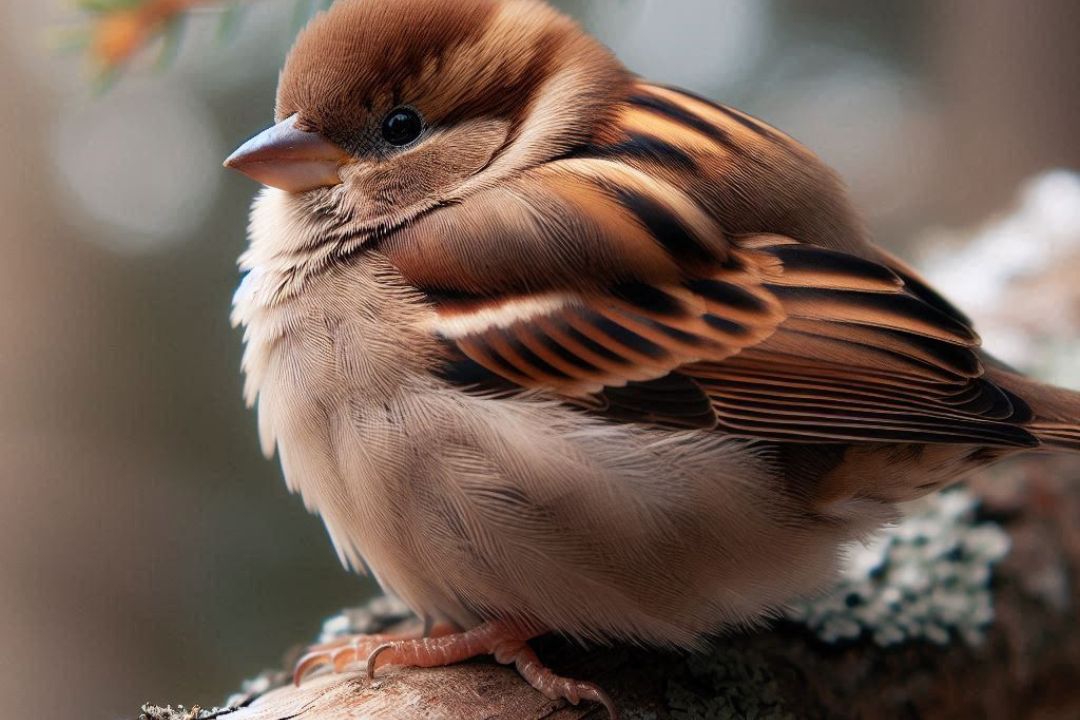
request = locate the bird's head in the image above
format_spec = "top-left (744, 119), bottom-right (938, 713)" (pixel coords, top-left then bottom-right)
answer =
top-left (225, 0), bottom-right (628, 241)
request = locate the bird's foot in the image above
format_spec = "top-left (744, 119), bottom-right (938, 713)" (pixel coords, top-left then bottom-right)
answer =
top-left (293, 623), bottom-right (454, 685)
top-left (366, 621), bottom-right (617, 718)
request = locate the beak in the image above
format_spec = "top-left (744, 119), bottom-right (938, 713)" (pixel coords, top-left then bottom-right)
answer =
top-left (224, 114), bottom-right (350, 192)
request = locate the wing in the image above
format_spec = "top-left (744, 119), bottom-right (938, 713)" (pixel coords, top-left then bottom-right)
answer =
top-left (382, 157), bottom-right (786, 418)
top-left (378, 83), bottom-right (1037, 447)
top-left (685, 236), bottom-right (1033, 446)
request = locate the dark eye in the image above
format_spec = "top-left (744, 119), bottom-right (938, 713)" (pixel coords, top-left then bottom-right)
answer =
top-left (381, 107), bottom-right (424, 147)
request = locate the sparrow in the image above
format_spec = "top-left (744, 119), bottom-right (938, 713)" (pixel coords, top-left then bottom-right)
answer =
top-left (224, 0), bottom-right (1080, 715)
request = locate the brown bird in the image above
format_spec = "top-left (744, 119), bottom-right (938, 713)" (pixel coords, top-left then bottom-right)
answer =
top-left (224, 0), bottom-right (1080, 715)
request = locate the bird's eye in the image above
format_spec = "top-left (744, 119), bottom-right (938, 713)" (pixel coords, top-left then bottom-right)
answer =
top-left (381, 107), bottom-right (424, 147)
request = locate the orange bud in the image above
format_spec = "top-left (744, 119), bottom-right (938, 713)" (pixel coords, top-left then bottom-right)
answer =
top-left (88, 0), bottom-right (212, 70)
top-left (92, 11), bottom-right (148, 67)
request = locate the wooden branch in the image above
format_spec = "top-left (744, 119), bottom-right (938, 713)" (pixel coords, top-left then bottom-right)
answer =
top-left (141, 456), bottom-right (1080, 720)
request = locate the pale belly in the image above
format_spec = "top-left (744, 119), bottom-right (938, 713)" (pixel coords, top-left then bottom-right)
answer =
top-left (236, 259), bottom-right (892, 647)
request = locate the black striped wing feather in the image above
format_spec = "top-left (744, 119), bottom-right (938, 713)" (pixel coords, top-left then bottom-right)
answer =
top-left (694, 239), bottom-right (1032, 446)
top-left (381, 81), bottom-right (1036, 447)
top-left (382, 156), bottom-right (787, 426)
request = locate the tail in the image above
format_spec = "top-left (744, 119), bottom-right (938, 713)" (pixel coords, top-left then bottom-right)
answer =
top-left (989, 365), bottom-right (1080, 452)
top-left (1033, 424), bottom-right (1080, 452)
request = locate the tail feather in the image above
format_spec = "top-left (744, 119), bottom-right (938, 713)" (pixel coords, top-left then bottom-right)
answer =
top-left (1029, 423), bottom-right (1080, 453)
top-left (985, 365), bottom-right (1080, 454)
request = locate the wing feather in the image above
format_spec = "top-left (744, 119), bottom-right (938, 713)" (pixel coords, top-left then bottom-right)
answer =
top-left (378, 81), bottom-right (1035, 447)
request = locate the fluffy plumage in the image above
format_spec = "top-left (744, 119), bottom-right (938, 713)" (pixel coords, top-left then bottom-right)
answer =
top-left (227, 0), bottom-right (1080, 713)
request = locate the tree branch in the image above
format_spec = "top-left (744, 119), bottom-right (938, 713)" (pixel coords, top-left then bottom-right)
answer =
top-left (140, 455), bottom-right (1080, 720)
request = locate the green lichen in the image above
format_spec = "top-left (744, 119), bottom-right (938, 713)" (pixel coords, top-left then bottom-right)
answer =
top-left (622, 709), bottom-right (661, 720)
top-left (667, 647), bottom-right (794, 720)
top-left (139, 704), bottom-right (232, 720)
top-left (786, 487), bottom-right (1010, 647)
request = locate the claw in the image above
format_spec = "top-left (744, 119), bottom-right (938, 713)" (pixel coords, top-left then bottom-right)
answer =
top-left (331, 643), bottom-right (361, 673)
top-left (292, 631), bottom-right (401, 686)
top-left (579, 683), bottom-right (618, 719)
top-left (512, 642), bottom-right (618, 718)
top-left (365, 642), bottom-right (394, 679)
top-left (293, 650), bottom-right (332, 686)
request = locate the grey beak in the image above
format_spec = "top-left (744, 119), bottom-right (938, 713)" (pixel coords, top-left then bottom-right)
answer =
top-left (224, 114), bottom-right (349, 192)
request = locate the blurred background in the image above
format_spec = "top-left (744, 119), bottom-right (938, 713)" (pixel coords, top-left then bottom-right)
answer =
top-left (0, 0), bottom-right (1077, 717)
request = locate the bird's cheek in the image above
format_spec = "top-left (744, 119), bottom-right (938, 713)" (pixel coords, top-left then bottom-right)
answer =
top-left (334, 162), bottom-right (423, 227)
top-left (334, 119), bottom-right (510, 228)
